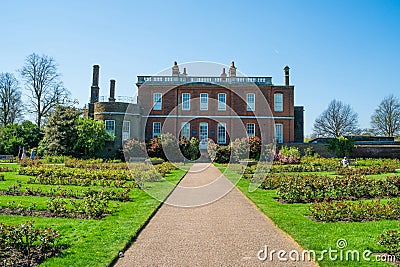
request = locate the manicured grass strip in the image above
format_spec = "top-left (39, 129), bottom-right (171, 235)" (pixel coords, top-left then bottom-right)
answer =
top-left (218, 165), bottom-right (397, 267)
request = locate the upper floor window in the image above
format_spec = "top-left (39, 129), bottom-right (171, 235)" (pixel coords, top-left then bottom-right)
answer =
top-left (153, 93), bottom-right (162, 110)
top-left (153, 122), bottom-right (161, 138)
top-left (182, 93), bottom-right (190, 110)
top-left (105, 120), bottom-right (115, 140)
top-left (181, 122), bottom-right (190, 139)
top-left (246, 123), bottom-right (255, 137)
top-left (274, 93), bottom-right (283, 112)
top-left (200, 93), bottom-right (208, 110)
top-left (246, 93), bottom-right (255, 111)
top-left (275, 123), bottom-right (283, 143)
top-left (218, 93), bottom-right (226, 111)
top-left (122, 121), bottom-right (130, 142)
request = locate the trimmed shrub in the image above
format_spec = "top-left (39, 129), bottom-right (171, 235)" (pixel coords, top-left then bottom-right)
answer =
top-left (146, 137), bottom-right (164, 159)
top-left (123, 139), bottom-right (147, 160)
top-left (0, 221), bottom-right (61, 266)
top-left (310, 199), bottom-right (400, 222)
top-left (215, 145), bottom-right (231, 163)
top-left (231, 137), bottom-right (250, 162)
top-left (377, 229), bottom-right (400, 261)
top-left (275, 174), bottom-right (400, 203)
top-left (248, 136), bottom-right (261, 160)
top-left (274, 146), bottom-right (300, 164)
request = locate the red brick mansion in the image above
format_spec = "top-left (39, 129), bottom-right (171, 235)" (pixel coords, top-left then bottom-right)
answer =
top-left (87, 62), bottom-right (304, 156)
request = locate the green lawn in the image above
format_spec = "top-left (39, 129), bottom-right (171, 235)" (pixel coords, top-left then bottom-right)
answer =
top-left (218, 165), bottom-right (398, 267)
top-left (0, 167), bottom-right (187, 267)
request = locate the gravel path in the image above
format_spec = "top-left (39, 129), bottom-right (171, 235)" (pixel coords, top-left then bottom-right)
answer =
top-left (115, 163), bottom-right (317, 266)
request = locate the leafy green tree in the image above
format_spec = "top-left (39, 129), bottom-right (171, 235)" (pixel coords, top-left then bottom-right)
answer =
top-left (0, 121), bottom-right (41, 155)
top-left (327, 136), bottom-right (355, 157)
top-left (39, 105), bottom-right (81, 156)
top-left (74, 117), bottom-right (109, 158)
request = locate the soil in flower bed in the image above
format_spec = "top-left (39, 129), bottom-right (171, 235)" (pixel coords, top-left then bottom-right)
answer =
top-left (0, 207), bottom-right (108, 220)
top-left (1, 246), bottom-right (64, 267)
top-left (0, 189), bottom-right (131, 202)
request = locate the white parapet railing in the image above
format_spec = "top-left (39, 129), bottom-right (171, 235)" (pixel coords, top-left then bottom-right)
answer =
top-left (98, 96), bottom-right (136, 103)
top-left (137, 76), bottom-right (273, 85)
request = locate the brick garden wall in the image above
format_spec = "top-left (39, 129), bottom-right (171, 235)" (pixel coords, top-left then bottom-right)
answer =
top-left (279, 143), bottom-right (400, 159)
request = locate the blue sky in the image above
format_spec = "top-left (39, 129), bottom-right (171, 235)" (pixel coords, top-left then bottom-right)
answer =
top-left (1, 0), bottom-right (399, 136)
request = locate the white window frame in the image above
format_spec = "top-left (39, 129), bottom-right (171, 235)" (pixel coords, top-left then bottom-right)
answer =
top-left (274, 93), bottom-right (283, 112)
top-left (153, 93), bottom-right (162, 110)
top-left (153, 122), bottom-right (161, 138)
top-left (217, 123), bottom-right (226, 144)
top-left (246, 123), bottom-right (255, 137)
top-left (275, 124), bottom-right (283, 144)
top-left (246, 93), bottom-right (255, 111)
top-left (105, 120), bottom-right (115, 137)
top-left (182, 93), bottom-right (190, 110)
top-left (122, 121), bottom-right (130, 142)
top-left (200, 93), bottom-right (208, 110)
top-left (218, 93), bottom-right (226, 111)
top-left (181, 122), bottom-right (190, 139)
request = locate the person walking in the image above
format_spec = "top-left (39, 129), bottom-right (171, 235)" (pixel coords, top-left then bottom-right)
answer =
top-left (30, 149), bottom-right (35, 160)
top-left (18, 146), bottom-right (22, 160)
top-left (21, 147), bottom-right (27, 161)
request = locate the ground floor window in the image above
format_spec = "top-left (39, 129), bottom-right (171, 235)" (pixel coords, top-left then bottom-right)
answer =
top-left (105, 120), bottom-right (115, 139)
top-left (153, 122), bottom-right (161, 138)
top-left (275, 124), bottom-right (283, 143)
top-left (181, 122), bottom-right (190, 139)
top-left (246, 123), bottom-right (255, 137)
top-left (217, 123), bottom-right (226, 144)
top-left (122, 121), bottom-right (130, 142)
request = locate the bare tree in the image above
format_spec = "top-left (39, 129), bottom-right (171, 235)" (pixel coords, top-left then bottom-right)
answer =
top-left (19, 53), bottom-right (70, 129)
top-left (313, 99), bottom-right (359, 137)
top-left (370, 95), bottom-right (400, 137)
top-left (0, 72), bottom-right (23, 126)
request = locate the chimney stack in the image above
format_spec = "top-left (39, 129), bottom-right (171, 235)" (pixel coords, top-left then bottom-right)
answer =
top-left (90, 65), bottom-right (100, 104)
top-left (172, 61), bottom-right (180, 76)
top-left (284, 66), bottom-right (290, 86)
top-left (92, 65), bottom-right (100, 87)
top-left (109, 79), bottom-right (116, 102)
top-left (182, 67), bottom-right (187, 76)
top-left (220, 68), bottom-right (227, 81)
top-left (229, 61), bottom-right (236, 77)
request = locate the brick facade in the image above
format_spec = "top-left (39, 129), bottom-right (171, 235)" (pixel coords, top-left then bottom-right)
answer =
top-left (86, 62), bottom-right (305, 157)
top-left (138, 62), bottom-right (303, 144)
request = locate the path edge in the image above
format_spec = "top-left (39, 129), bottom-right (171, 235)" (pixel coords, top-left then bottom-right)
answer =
top-left (108, 168), bottom-right (189, 267)
top-left (217, 164), bottom-right (320, 266)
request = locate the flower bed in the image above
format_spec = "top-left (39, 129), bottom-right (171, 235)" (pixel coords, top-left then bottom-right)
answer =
top-left (272, 164), bottom-right (338, 173)
top-left (0, 166), bottom-right (10, 172)
top-left (309, 199), bottom-right (400, 222)
top-left (276, 174), bottom-right (400, 203)
top-left (0, 221), bottom-right (62, 267)
top-left (3, 193), bottom-right (115, 219)
top-left (26, 175), bottom-right (134, 188)
top-left (336, 165), bottom-right (397, 176)
top-left (377, 228), bottom-right (400, 261)
top-left (1, 183), bottom-right (131, 202)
